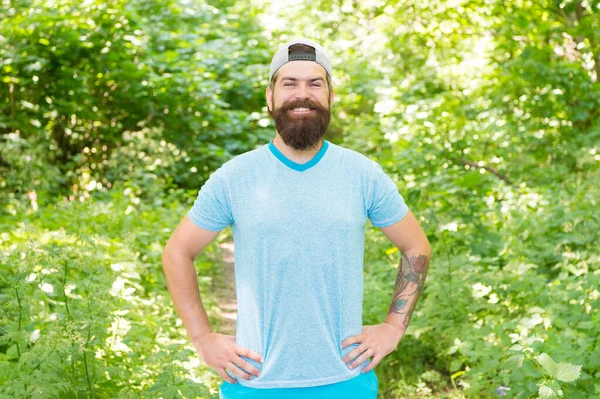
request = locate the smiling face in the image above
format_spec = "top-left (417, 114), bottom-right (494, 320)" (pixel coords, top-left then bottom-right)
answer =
top-left (266, 61), bottom-right (335, 151)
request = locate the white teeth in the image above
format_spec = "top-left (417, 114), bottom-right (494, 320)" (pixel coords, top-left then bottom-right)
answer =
top-left (293, 108), bottom-right (310, 111)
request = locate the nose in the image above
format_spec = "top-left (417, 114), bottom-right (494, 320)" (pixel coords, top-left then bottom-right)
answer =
top-left (295, 83), bottom-right (310, 99)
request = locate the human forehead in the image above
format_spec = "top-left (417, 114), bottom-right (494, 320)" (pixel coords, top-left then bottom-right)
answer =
top-left (275, 61), bottom-right (328, 82)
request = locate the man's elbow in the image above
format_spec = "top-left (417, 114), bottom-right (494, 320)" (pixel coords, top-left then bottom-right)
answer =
top-left (414, 243), bottom-right (432, 264)
top-left (423, 239), bottom-right (432, 255)
top-left (408, 240), bottom-right (432, 267)
top-left (162, 239), bottom-right (196, 269)
top-left (161, 240), bottom-right (178, 270)
top-left (409, 235), bottom-right (431, 256)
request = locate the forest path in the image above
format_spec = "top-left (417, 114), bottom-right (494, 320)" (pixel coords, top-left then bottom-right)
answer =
top-left (211, 240), bottom-right (237, 336)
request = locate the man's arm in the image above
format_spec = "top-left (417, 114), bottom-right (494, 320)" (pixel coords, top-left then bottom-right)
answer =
top-left (162, 215), bottom-right (263, 383)
top-left (161, 215), bottom-right (220, 343)
top-left (380, 210), bottom-right (431, 334)
top-left (341, 209), bottom-right (431, 372)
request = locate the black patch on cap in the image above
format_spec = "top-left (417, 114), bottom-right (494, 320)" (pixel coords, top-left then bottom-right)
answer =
top-left (288, 44), bottom-right (316, 62)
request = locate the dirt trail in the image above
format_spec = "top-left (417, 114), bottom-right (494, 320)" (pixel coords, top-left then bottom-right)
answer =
top-left (211, 240), bottom-right (238, 336)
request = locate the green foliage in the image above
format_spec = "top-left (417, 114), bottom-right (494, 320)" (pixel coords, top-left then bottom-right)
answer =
top-left (2, 0), bottom-right (600, 397)
top-left (0, 0), bottom-right (272, 204)
top-left (362, 168), bottom-right (598, 398)
top-left (0, 187), bottom-right (231, 398)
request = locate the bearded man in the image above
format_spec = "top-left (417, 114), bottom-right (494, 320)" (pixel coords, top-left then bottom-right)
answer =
top-left (162, 38), bottom-right (432, 399)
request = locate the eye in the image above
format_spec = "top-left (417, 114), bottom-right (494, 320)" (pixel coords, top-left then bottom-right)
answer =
top-left (283, 82), bottom-right (295, 86)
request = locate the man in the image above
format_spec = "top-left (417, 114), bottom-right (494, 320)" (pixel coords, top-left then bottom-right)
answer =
top-left (162, 38), bottom-right (431, 399)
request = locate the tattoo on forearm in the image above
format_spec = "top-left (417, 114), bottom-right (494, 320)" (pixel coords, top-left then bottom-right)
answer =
top-left (387, 253), bottom-right (429, 328)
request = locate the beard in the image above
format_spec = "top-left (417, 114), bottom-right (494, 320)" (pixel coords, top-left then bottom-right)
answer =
top-left (268, 97), bottom-right (331, 151)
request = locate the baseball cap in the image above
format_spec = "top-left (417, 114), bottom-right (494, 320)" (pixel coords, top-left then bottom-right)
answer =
top-left (269, 38), bottom-right (332, 82)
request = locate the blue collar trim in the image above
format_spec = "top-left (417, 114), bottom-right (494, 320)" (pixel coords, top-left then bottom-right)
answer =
top-left (268, 139), bottom-right (329, 172)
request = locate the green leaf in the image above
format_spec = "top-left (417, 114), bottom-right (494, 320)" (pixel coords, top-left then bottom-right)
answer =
top-left (536, 353), bottom-right (557, 377)
top-left (553, 362), bottom-right (582, 382)
top-left (538, 380), bottom-right (563, 398)
top-left (538, 384), bottom-right (554, 399)
top-left (536, 353), bottom-right (582, 382)
top-left (502, 354), bottom-right (524, 369)
top-left (553, 318), bottom-right (568, 329)
top-left (449, 358), bottom-right (462, 372)
top-left (6, 345), bottom-right (19, 359)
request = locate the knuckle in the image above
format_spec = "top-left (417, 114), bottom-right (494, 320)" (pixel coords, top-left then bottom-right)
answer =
top-left (240, 371), bottom-right (251, 379)
top-left (232, 366), bottom-right (250, 379)
top-left (247, 367), bottom-right (257, 375)
top-left (246, 364), bottom-right (257, 374)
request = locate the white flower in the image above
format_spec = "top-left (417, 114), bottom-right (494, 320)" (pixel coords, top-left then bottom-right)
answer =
top-left (40, 283), bottom-right (54, 294)
top-left (440, 222), bottom-right (458, 232)
top-left (30, 329), bottom-right (40, 342)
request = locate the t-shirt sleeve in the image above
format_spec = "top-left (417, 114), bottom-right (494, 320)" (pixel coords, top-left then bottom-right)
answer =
top-left (187, 166), bottom-right (234, 231)
top-left (366, 160), bottom-right (409, 228)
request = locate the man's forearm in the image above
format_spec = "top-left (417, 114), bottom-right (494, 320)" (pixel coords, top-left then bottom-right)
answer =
top-left (384, 248), bottom-right (431, 333)
top-left (161, 251), bottom-right (213, 342)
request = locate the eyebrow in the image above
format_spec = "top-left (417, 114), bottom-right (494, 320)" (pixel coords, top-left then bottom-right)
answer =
top-left (280, 77), bottom-right (325, 83)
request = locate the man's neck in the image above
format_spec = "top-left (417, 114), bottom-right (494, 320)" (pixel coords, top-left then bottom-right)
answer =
top-left (272, 134), bottom-right (324, 164)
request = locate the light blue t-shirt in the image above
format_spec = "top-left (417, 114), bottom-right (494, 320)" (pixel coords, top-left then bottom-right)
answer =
top-left (188, 139), bottom-right (409, 389)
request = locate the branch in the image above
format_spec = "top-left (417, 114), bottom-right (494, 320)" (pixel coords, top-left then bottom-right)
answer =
top-left (457, 158), bottom-right (514, 185)
top-left (588, 35), bottom-right (600, 83)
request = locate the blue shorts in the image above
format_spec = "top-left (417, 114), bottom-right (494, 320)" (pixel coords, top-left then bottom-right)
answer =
top-left (219, 370), bottom-right (378, 399)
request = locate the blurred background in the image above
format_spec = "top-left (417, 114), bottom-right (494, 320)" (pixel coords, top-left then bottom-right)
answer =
top-left (1, 0), bottom-right (598, 398)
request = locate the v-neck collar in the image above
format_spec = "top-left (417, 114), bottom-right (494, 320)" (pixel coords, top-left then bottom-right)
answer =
top-left (268, 139), bottom-right (329, 172)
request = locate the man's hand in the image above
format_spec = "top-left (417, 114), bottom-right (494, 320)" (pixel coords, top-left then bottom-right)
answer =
top-left (193, 332), bottom-right (264, 384)
top-left (341, 322), bottom-right (405, 373)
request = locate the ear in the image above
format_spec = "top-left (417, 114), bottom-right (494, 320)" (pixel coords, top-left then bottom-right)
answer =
top-left (330, 88), bottom-right (335, 106)
top-left (266, 87), bottom-right (273, 111)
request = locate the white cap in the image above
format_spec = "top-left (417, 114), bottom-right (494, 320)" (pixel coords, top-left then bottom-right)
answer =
top-left (269, 38), bottom-right (332, 82)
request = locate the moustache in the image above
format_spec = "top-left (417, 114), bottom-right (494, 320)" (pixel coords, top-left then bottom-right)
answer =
top-left (280, 99), bottom-right (327, 112)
